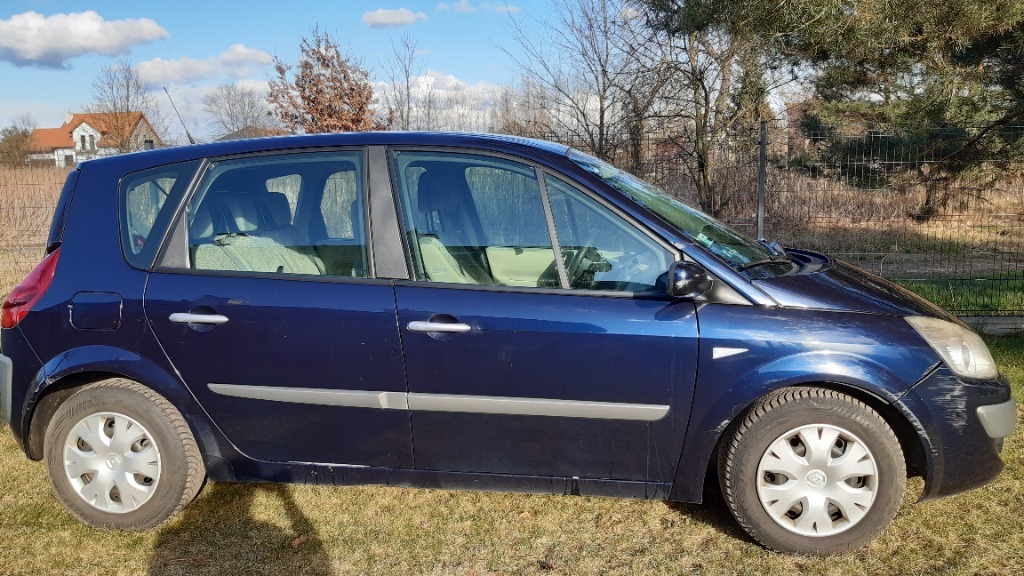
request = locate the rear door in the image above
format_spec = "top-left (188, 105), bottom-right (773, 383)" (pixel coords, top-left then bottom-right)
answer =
top-left (143, 150), bottom-right (412, 468)
top-left (391, 149), bottom-right (699, 481)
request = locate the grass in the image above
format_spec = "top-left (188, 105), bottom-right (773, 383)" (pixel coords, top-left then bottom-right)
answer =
top-left (0, 337), bottom-right (1021, 575)
top-left (897, 274), bottom-right (1024, 315)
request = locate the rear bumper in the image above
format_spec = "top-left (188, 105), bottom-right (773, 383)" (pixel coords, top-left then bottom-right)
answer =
top-left (895, 366), bottom-right (1015, 500)
top-left (0, 353), bottom-right (11, 424)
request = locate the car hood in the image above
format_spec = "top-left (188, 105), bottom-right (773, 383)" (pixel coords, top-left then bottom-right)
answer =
top-left (752, 250), bottom-right (960, 321)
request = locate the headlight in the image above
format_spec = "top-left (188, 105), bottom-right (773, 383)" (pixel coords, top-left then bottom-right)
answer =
top-left (906, 316), bottom-right (998, 379)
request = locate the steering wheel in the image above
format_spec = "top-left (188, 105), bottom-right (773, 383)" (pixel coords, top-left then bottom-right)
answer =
top-left (563, 231), bottom-right (601, 287)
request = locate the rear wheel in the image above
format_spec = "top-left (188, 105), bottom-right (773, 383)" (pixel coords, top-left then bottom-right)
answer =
top-left (43, 378), bottom-right (205, 530)
top-left (719, 387), bottom-right (906, 553)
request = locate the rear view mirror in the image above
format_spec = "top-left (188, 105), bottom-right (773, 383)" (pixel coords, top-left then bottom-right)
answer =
top-left (667, 261), bottom-right (713, 299)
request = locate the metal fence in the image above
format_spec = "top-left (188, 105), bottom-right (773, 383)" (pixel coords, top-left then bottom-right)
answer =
top-left (634, 122), bottom-right (1024, 316)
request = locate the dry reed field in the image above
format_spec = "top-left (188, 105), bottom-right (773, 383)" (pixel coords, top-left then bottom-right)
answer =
top-left (0, 165), bottom-right (67, 297)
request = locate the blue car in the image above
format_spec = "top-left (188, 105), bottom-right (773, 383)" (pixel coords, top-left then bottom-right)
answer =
top-left (0, 133), bottom-right (1015, 553)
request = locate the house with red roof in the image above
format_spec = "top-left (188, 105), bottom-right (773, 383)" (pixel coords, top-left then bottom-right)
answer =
top-left (29, 112), bottom-right (163, 167)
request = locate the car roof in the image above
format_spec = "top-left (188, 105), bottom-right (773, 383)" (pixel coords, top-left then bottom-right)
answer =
top-left (80, 132), bottom-right (574, 171)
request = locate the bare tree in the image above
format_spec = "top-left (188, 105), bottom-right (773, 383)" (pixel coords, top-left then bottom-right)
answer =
top-left (609, 7), bottom-right (679, 173)
top-left (506, 0), bottom-right (628, 160)
top-left (380, 34), bottom-right (423, 130)
top-left (203, 83), bottom-right (273, 137)
top-left (0, 114), bottom-right (36, 164)
top-left (88, 57), bottom-right (166, 152)
top-left (652, 25), bottom-right (787, 215)
top-left (490, 78), bottom-right (554, 137)
top-left (268, 27), bottom-right (385, 133)
top-left (420, 77), bottom-right (439, 130)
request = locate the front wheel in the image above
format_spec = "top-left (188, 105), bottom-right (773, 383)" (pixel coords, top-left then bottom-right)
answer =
top-left (43, 378), bottom-right (206, 530)
top-left (719, 387), bottom-right (906, 553)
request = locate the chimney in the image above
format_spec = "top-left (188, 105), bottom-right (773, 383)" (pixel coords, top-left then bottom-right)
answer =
top-left (65, 112), bottom-right (74, 125)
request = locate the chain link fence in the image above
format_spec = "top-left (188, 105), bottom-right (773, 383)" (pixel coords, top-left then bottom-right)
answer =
top-left (635, 122), bottom-right (1024, 316)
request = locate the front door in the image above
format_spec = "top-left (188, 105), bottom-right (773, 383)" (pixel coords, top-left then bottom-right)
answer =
top-left (390, 149), bottom-right (699, 481)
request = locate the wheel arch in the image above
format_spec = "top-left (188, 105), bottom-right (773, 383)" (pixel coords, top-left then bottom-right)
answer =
top-left (700, 382), bottom-right (928, 490)
top-left (671, 376), bottom-right (930, 503)
top-left (23, 345), bottom-right (213, 462)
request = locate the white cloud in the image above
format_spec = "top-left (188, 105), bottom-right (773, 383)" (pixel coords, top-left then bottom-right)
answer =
top-left (438, 2), bottom-right (516, 16)
top-left (362, 8), bottom-right (429, 28)
top-left (138, 44), bottom-right (272, 85)
top-left (0, 11), bottom-right (168, 68)
top-left (483, 2), bottom-right (520, 13)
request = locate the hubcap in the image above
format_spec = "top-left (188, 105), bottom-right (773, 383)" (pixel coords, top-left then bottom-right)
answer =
top-left (756, 424), bottom-right (878, 537)
top-left (61, 412), bottom-right (161, 514)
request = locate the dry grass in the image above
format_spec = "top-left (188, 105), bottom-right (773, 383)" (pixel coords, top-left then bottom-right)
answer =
top-left (0, 338), bottom-right (1020, 575)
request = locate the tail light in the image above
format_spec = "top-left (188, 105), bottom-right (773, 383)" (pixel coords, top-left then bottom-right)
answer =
top-left (1, 248), bottom-right (60, 329)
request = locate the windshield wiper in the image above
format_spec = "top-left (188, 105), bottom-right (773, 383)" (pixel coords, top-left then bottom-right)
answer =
top-left (740, 254), bottom-right (792, 271)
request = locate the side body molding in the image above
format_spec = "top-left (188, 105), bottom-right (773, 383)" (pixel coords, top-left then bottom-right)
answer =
top-left (208, 383), bottom-right (671, 421)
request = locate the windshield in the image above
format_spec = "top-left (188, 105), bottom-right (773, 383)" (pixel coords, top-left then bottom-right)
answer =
top-left (568, 150), bottom-right (776, 270)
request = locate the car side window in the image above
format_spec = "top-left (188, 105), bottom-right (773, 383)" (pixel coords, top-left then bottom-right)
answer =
top-left (185, 151), bottom-right (367, 278)
top-left (393, 151), bottom-right (561, 287)
top-left (120, 160), bottom-right (201, 269)
top-left (545, 175), bottom-right (674, 292)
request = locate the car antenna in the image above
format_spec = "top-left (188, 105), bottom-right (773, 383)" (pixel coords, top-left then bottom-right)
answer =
top-left (163, 86), bottom-right (196, 144)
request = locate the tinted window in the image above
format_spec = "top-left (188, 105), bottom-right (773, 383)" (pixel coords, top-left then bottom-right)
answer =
top-left (120, 160), bottom-right (201, 269)
top-left (184, 151), bottom-right (367, 278)
top-left (546, 175), bottom-right (673, 292)
top-left (393, 150), bottom-right (674, 293)
top-left (321, 170), bottom-right (361, 239)
top-left (393, 150), bottom-right (560, 287)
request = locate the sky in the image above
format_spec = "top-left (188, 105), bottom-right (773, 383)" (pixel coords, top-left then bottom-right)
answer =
top-left (0, 0), bottom-right (544, 141)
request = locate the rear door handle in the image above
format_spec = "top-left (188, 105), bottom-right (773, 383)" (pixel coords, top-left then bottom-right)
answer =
top-left (407, 321), bottom-right (472, 334)
top-left (169, 312), bottom-right (229, 325)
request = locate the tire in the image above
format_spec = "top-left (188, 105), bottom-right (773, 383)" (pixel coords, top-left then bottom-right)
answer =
top-left (43, 378), bottom-right (206, 530)
top-left (719, 387), bottom-right (906, 554)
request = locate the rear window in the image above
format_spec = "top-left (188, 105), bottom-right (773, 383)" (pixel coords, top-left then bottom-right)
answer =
top-left (120, 160), bottom-right (201, 269)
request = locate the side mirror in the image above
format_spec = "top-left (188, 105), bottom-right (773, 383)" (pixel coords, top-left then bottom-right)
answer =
top-left (667, 261), bottom-right (713, 299)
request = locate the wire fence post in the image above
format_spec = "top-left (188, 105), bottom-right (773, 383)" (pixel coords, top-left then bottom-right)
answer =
top-left (757, 120), bottom-right (767, 239)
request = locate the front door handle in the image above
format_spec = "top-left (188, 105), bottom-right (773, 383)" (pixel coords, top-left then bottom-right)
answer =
top-left (169, 312), bottom-right (229, 325)
top-left (407, 321), bottom-right (472, 334)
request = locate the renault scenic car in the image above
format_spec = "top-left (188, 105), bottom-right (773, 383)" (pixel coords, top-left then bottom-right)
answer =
top-left (0, 133), bottom-right (1015, 553)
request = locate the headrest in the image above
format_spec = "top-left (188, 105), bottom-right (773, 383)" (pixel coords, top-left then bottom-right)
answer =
top-left (259, 192), bottom-right (292, 228)
top-left (417, 171), bottom-right (460, 215)
top-left (218, 194), bottom-right (261, 233)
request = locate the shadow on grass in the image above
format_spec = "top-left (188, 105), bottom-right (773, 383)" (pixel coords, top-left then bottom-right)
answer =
top-left (662, 475), bottom-right (753, 546)
top-left (147, 482), bottom-right (333, 576)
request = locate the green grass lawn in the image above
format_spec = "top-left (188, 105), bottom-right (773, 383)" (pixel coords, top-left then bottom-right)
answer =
top-left (897, 275), bottom-right (1024, 316)
top-left (1, 337), bottom-right (1021, 575)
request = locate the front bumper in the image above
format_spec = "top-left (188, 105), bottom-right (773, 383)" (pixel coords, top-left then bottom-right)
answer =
top-left (977, 398), bottom-right (1017, 439)
top-left (0, 353), bottom-right (12, 425)
top-left (895, 366), bottom-right (1015, 500)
